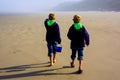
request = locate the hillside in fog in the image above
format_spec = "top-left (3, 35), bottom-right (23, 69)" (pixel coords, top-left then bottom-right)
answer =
top-left (53, 0), bottom-right (120, 11)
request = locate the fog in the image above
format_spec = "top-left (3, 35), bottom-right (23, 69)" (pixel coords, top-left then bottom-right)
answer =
top-left (0, 0), bottom-right (82, 13)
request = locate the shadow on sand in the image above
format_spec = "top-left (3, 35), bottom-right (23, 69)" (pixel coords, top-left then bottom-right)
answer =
top-left (0, 62), bottom-right (79, 79)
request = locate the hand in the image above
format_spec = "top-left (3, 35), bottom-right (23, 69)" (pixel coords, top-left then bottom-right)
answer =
top-left (86, 42), bottom-right (89, 46)
top-left (58, 42), bottom-right (61, 44)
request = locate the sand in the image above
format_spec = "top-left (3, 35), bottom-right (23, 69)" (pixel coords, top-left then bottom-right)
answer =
top-left (0, 12), bottom-right (120, 80)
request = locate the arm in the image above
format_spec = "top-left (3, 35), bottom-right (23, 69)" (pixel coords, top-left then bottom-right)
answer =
top-left (44, 19), bottom-right (48, 27)
top-left (56, 23), bottom-right (61, 44)
top-left (67, 26), bottom-right (73, 40)
top-left (83, 26), bottom-right (90, 46)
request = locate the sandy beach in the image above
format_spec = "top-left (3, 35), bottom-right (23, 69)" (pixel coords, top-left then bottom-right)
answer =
top-left (0, 12), bottom-right (120, 80)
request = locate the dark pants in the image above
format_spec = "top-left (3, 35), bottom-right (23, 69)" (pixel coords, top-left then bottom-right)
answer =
top-left (47, 42), bottom-right (56, 57)
top-left (71, 48), bottom-right (84, 60)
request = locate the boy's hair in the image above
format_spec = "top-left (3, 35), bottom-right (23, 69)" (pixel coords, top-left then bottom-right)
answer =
top-left (73, 15), bottom-right (82, 23)
top-left (48, 13), bottom-right (55, 20)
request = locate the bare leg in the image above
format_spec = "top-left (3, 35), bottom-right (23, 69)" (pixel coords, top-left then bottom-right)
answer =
top-left (79, 60), bottom-right (82, 70)
top-left (53, 53), bottom-right (56, 63)
top-left (78, 60), bottom-right (83, 74)
top-left (71, 60), bottom-right (75, 68)
top-left (49, 56), bottom-right (53, 66)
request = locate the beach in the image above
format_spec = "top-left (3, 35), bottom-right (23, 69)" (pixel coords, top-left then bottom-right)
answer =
top-left (0, 12), bottom-right (120, 80)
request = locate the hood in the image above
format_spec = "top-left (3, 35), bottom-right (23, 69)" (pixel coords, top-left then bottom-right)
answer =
top-left (47, 20), bottom-right (55, 26)
top-left (74, 23), bottom-right (83, 30)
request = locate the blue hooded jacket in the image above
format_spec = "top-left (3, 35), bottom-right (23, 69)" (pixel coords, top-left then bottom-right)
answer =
top-left (44, 19), bottom-right (61, 44)
top-left (67, 24), bottom-right (90, 49)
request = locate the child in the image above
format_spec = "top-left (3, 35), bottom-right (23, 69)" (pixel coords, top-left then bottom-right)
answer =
top-left (44, 13), bottom-right (61, 66)
top-left (67, 15), bottom-right (90, 73)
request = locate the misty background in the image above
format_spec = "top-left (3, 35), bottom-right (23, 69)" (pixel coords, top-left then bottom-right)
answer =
top-left (54, 0), bottom-right (120, 11)
top-left (0, 0), bottom-right (120, 14)
top-left (0, 0), bottom-right (81, 13)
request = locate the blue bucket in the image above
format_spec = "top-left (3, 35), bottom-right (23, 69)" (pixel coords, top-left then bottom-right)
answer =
top-left (55, 44), bottom-right (62, 52)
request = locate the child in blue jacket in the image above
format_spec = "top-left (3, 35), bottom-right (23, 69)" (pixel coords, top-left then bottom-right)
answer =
top-left (67, 15), bottom-right (90, 74)
top-left (44, 13), bottom-right (61, 66)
